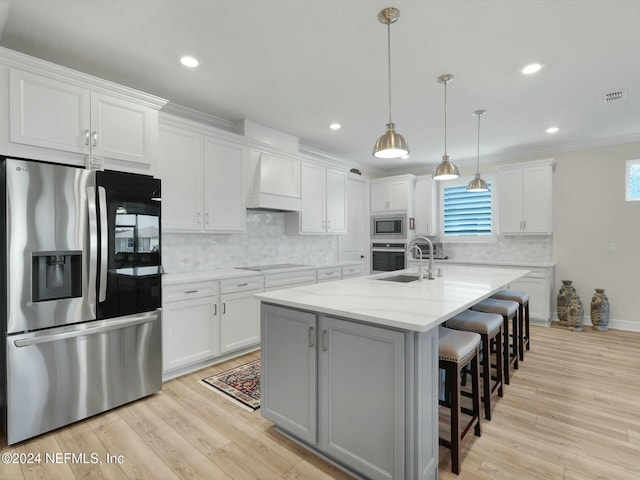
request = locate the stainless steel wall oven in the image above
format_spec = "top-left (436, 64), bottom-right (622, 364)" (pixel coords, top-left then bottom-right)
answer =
top-left (371, 242), bottom-right (406, 273)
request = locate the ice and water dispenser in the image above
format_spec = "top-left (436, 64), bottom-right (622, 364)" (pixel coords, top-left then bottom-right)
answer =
top-left (32, 251), bottom-right (82, 302)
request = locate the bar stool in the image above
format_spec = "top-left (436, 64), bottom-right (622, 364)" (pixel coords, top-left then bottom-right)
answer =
top-left (471, 298), bottom-right (519, 385)
top-left (445, 310), bottom-right (504, 420)
top-left (438, 326), bottom-right (482, 475)
top-left (492, 290), bottom-right (530, 361)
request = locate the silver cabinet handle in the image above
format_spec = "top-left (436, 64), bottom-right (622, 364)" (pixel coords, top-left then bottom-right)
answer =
top-left (213, 303), bottom-right (217, 316)
top-left (321, 330), bottom-right (328, 351)
top-left (237, 283), bottom-right (249, 287)
top-left (92, 131), bottom-right (98, 147)
top-left (84, 130), bottom-right (90, 146)
top-left (206, 212), bottom-right (210, 225)
top-left (184, 289), bottom-right (198, 294)
top-left (197, 212), bottom-right (201, 224)
top-left (97, 186), bottom-right (108, 303)
top-left (222, 302), bottom-right (226, 314)
top-left (309, 326), bottom-right (315, 347)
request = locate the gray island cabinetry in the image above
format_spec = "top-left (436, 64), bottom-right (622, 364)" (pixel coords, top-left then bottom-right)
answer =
top-left (258, 265), bottom-right (529, 480)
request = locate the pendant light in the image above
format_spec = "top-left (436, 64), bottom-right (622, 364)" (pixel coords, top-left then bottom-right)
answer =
top-left (373, 7), bottom-right (409, 159)
top-left (467, 109), bottom-right (489, 192)
top-left (433, 74), bottom-right (459, 180)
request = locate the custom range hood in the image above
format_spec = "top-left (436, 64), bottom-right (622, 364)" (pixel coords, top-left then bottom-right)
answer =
top-left (245, 150), bottom-right (302, 212)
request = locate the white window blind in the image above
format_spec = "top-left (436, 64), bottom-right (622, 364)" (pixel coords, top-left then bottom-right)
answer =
top-left (626, 160), bottom-right (640, 201)
top-left (443, 184), bottom-right (492, 236)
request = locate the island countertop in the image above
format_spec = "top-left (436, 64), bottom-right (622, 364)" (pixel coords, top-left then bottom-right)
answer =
top-left (256, 265), bottom-right (529, 332)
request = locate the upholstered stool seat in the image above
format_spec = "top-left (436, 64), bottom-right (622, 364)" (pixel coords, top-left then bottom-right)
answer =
top-left (471, 298), bottom-right (519, 384)
top-left (492, 290), bottom-right (531, 360)
top-left (446, 310), bottom-right (504, 420)
top-left (438, 326), bottom-right (482, 475)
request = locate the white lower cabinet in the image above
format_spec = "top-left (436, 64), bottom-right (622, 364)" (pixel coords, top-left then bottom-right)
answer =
top-left (162, 282), bottom-right (220, 372)
top-left (219, 276), bottom-right (264, 354)
top-left (507, 273), bottom-right (550, 324)
top-left (261, 304), bottom-right (405, 480)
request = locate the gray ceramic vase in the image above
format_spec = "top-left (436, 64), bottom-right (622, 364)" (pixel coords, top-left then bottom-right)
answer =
top-left (567, 295), bottom-right (584, 332)
top-left (557, 280), bottom-right (575, 326)
top-left (590, 289), bottom-right (610, 331)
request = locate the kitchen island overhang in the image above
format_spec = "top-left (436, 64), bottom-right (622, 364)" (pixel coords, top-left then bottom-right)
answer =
top-left (257, 266), bottom-right (529, 480)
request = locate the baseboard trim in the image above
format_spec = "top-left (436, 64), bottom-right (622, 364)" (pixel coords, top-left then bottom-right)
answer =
top-left (549, 316), bottom-right (640, 332)
top-left (162, 345), bottom-right (259, 381)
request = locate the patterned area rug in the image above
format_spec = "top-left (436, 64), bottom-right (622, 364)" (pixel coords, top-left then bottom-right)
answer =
top-left (200, 359), bottom-right (260, 412)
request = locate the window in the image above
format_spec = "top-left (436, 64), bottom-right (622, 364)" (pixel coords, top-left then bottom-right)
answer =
top-left (439, 175), bottom-right (496, 242)
top-left (626, 160), bottom-right (640, 201)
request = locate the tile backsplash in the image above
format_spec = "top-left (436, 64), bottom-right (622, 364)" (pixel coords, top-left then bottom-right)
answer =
top-left (162, 211), bottom-right (338, 273)
top-left (444, 235), bottom-right (553, 263)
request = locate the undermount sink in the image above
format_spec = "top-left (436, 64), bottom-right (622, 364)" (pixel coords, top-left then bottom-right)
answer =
top-left (377, 274), bottom-right (420, 283)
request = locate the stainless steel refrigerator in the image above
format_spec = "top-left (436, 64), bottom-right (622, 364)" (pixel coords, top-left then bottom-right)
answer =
top-left (0, 157), bottom-right (163, 445)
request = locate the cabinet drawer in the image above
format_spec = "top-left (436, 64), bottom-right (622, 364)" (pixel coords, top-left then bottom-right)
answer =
top-left (316, 267), bottom-right (341, 282)
top-left (164, 281), bottom-right (219, 302)
top-left (341, 265), bottom-right (363, 277)
top-left (220, 276), bottom-right (264, 294)
top-left (265, 270), bottom-right (317, 289)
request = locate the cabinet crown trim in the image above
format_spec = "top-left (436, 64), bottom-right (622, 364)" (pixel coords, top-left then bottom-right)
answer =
top-left (0, 47), bottom-right (167, 109)
top-left (370, 174), bottom-right (417, 184)
top-left (495, 158), bottom-right (556, 171)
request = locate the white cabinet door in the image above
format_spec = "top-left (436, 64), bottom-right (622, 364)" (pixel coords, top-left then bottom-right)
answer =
top-left (338, 176), bottom-right (367, 265)
top-left (498, 168), bottom-right (525, 234)
top-left (326, 169), bottom-right (347, 234)
top-left (9, 70), bottom-right (90, 154)
top-left (370, 183), bottom-right (389, 212)
top-left (220, 290), bottom-right (261, 353)
top-left (157, 124), bottom-right (203, 231)
top-left (162, 296), bottom-right (219, 371)
top-left (203, 137), bottom-right (246, 232)
top-left (318, 316), bottom-right (405, 480)
top-left (90, 92), bottom-right (156, 165)
top-left (387, 181), bottom-right (409, 211)
top-left (509, 276), bottom-right (548, 322)
top-left (300, 162), bottom-right (327, 233)
top-left (522, 166), bottom-right (552, 233)
top-left (414, 175), bottom-right (436, 235)
top-left (261, 304), bottom-right (317, 445)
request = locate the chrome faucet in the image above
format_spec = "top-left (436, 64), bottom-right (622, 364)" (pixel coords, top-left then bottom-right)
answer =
top-left (407, 236), bottom-right (435, 280)
top-left (408, 244), bottom-right (424, 281)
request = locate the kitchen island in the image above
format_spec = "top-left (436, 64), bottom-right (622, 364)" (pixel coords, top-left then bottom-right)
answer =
top-left (257, 265), bottom-right (529, 480)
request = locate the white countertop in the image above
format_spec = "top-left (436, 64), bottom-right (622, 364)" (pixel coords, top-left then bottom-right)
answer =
top-left (256, 265), bottom-right (530, 332)
top-left (163, 261), bottom-right (362, 285)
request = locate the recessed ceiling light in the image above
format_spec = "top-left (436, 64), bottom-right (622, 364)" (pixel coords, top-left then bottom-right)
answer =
top-left (522, 63), bottom-right (542, 75)
top-left (329, 123), bottom-right (341, 130)
top-left (546, 126), bottom-right (559, 134)
top-left (180, 56), bottom-right (199, 68)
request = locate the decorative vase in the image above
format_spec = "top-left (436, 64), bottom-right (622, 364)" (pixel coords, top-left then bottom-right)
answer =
top-left (567, 295), bottom-right (584, 331)
top-left (557, 280), bottom-right (575, 326)
top-left (590, 289), bottom-right (610, 331)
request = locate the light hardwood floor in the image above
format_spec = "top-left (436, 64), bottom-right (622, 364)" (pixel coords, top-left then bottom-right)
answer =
top-left (1, 324), bottom-right (639, 479)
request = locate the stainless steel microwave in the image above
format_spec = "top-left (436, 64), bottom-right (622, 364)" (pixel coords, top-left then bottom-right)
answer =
top-left (371, 214), bottom-right (406, 239)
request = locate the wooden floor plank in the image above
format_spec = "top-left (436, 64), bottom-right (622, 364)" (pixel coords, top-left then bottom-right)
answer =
top-left (1, 325), bottom-right (639, 479)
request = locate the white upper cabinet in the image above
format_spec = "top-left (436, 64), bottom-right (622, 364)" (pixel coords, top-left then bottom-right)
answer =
top-left (157, 114), bottom-right (246, 233)
top-left (497, 159), bottom-right (555, 234)
top-left (370, 175), bottom-right (416, 213)
top-left (9, 69), bottom-right (159, 166)
top-left (203, 136), bottom-right (246, 232)
top-left (157, 123), bottom-right (203, 231)
top-left (414, 175), bottom-right (437, 236)
top-left (286, 162), bottom-right (347, 235)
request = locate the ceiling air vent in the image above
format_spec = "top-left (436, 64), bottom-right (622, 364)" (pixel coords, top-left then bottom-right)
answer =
top-left (600, 89), bottom-right (628, 104)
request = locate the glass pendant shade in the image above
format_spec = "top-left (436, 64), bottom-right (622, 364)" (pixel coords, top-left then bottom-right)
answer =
top-left (467, 173), bottom-right (489, 192)
top-left (373, 123), bottom-right (409, 158)
top-left (433, 154), bottom-right (459, 180)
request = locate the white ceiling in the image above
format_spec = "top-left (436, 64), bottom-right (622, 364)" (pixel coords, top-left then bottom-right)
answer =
top-left (1, 0), bottom-right (640, 173)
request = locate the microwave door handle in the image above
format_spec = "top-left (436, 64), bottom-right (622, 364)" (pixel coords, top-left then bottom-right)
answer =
top-left (98, 186), bottom-right (108, 303)
top-left (87, 185), bottom-right (97, 309)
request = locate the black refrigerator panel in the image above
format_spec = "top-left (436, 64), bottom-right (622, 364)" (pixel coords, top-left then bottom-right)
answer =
top-left (95, 170), bottom-right (162, 319)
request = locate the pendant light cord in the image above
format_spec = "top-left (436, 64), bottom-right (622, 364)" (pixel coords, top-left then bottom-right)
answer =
top-left (387, 22), bottom-right (392, 124)
top-left (476, 113), bottom-right (481, 173)
top-left (443, 79), bottom-right (447, 155)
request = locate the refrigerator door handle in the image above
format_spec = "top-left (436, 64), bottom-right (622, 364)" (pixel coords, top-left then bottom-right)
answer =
top-left (13, 312), bottom-right (160, 347)
top-left (87, 185), bottom-right (98, 307)
top-left (97, 186), bottom-right (108, 303)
